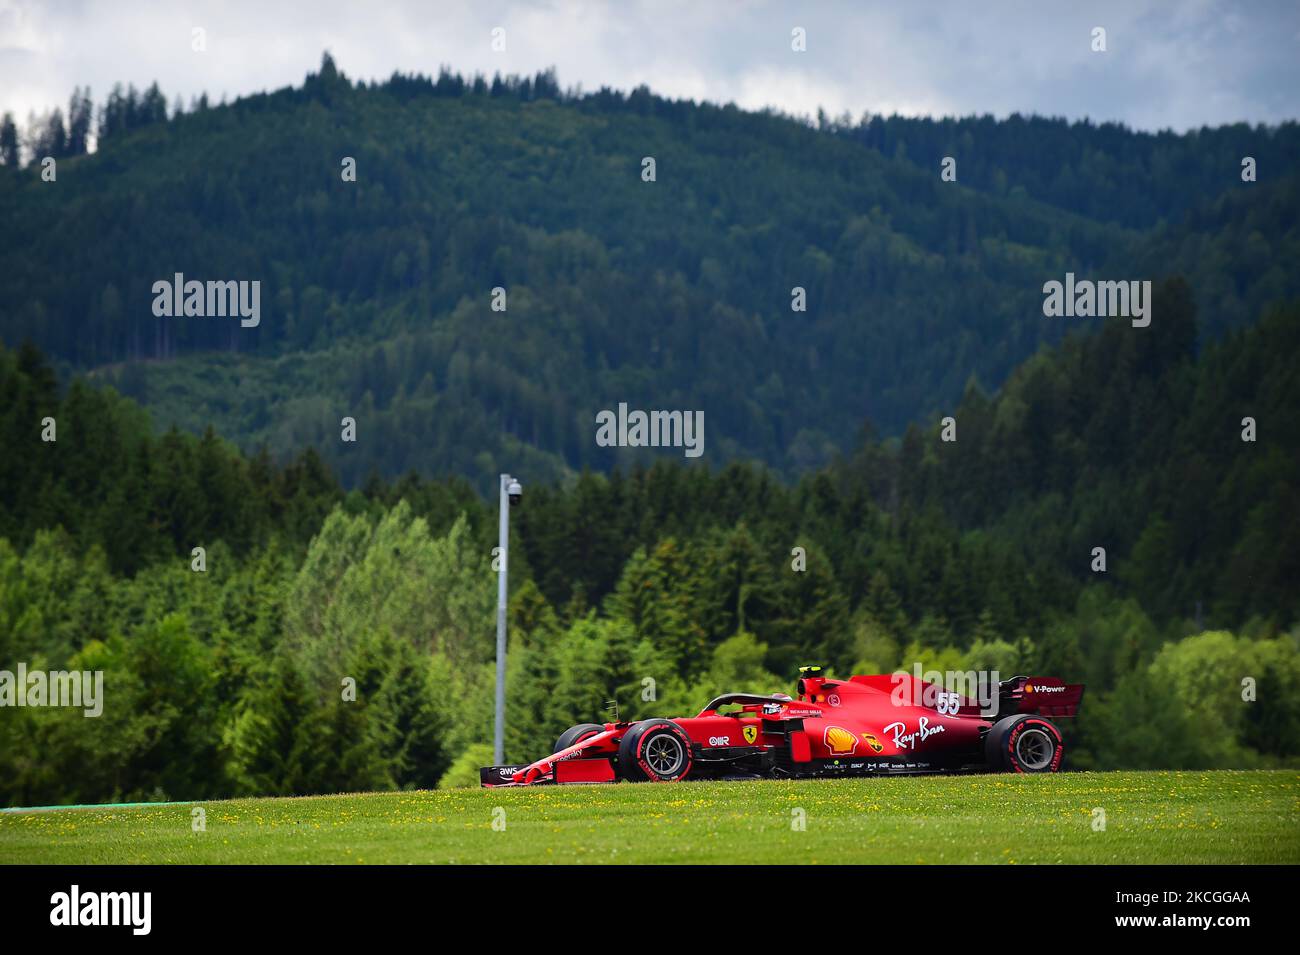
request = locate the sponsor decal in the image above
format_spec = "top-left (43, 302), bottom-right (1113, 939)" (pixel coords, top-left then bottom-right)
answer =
top-left (1025, 683), bottom-right (1067, 694)
top-left (827, 693), bottom-right (841, 707)
top-left (823, 725), bottom-right (859, 756)
top-left (863, 732), bottom-right (884, 753)
top-left (882, 717), bottom-right (946, 750)
top-left (708, 735), bottom-right (731, 746)
top-left (742, 725), bottom-right (758, 744)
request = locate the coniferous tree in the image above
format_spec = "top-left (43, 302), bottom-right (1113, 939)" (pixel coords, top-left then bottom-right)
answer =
top-left (0, 112), bottom-right (18, 166)
top-left (66, 86), bottom-right (93, 154)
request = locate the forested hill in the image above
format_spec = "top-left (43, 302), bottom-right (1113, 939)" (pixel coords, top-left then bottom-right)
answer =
top-left (839, 112), bottom-right (1300, 229)
top-left (1, 56), bottom-right (1298, 486)
top-left (2, 282), bottom-right (1297, 802)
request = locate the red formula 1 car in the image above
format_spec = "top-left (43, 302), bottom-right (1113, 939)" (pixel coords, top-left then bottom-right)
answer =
top-left (481, 667), bottom-right (1084, 787)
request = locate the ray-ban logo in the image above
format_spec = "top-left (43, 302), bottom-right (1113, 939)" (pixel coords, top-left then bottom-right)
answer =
top-left (50, 885), bottom-right (151, 935)
top-left (152, 273), bottom-right (261, 327)
top-left (595, 403), bottom-right (704, 458)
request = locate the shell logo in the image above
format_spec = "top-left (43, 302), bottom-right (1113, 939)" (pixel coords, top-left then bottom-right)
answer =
top-left (823, 725), bottom-right (858, 756)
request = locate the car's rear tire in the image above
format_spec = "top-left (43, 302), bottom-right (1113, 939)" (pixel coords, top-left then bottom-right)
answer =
top-left (985, 715), bottom-right (1063, 773)
top-left (617, 719), bottom-right (694, 782)
top-left (554, 722), bottom-right (606, 754)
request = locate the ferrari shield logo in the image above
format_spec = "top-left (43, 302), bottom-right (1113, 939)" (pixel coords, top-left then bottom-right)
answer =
top-left (743, 725), bottom-right (758, 744)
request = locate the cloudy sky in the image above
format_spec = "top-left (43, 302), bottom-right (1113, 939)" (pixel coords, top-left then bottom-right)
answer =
top-left (2, 0), bottom-right (1297, 133)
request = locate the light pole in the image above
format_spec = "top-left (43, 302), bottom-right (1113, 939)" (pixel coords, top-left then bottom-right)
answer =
top-left (495, 473), bottom-right (522, 765)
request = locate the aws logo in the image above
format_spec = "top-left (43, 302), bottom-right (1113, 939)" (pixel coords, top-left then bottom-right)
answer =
top-left (824, 725), bottom-right (858, 756)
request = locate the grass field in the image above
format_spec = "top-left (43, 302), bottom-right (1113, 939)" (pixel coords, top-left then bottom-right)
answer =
top-left (1, 770), bottom-right (1296, 864)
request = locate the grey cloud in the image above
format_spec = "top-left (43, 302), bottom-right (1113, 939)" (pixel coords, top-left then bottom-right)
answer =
top-left (0, 0), bottom-right (1296, 131)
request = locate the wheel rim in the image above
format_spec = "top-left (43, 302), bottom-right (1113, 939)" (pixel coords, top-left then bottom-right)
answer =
top-left (644, 733), bottom-right (686, 778)
top-left (1015, 727), bottom-right (1055, 770)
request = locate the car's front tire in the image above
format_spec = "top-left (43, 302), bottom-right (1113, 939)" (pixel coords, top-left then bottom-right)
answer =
top-left (554, 722), bottom-right (606, 754)
top-left (617, 719), bottom-right (694, 782)
top-left (985, 715), bottom-right (1063, 773)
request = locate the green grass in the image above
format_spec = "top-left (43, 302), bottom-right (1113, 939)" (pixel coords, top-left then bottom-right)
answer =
top-left (2, 771), bottom-right (1296, 864)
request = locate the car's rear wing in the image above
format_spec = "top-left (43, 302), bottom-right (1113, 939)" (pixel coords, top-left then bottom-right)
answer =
top-left (998, 675), bottom-right (1084, 718)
